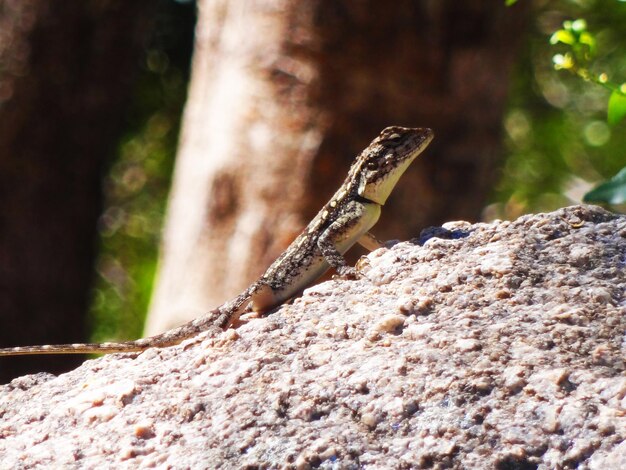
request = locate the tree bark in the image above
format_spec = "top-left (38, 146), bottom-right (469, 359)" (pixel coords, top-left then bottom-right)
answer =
top-left (0, 0), bottom-right (154, 382)
top-left (147, 0), bottom-right (529, 334)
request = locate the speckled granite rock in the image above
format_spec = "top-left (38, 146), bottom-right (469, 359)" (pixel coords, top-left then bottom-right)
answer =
top-left (0, 205), bottom-right (624, 469)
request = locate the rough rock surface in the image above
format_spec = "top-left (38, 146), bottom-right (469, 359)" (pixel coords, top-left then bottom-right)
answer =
top-left (0, 205), bottom-right (624, 469)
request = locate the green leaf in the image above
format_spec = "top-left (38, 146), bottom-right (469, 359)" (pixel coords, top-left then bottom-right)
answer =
top-left (550, 29), bottom-right (576, 46)
top-left (571, 19), bottom-right (587, 33)
top-left (578, 32), bottom-right (596, 57)
top-left (608, 90), bottom-right (626, 126)
top-left (584, 167), bottom-right (626, 205)
top-left (505, 0), bottom-right (518, 5)
top-left (552, 53), bottom-right (574, 70)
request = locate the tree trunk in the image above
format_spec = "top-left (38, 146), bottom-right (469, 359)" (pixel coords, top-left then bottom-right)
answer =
top-left (147, 0), bottom-right (529, 334)
top-left (0, 0), bottom-right (154, 382)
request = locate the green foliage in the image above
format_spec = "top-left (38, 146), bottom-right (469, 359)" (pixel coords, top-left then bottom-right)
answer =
top-left (88, 1), bottom-right (195, 342)
top-left (584, 166), bottom-right (626, 205)
top-left (550, 19), bottom-right (596, 56)
top-left (544, 6), bottom-right (626, 208)
top-left (608, 88), bottom-right (626, 125)
top-left (494, 0), bottom-right (626, 218)
top-left (549, 17), bottom-right (626, 126)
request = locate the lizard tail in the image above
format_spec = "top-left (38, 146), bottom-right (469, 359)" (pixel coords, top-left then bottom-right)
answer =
top-left (0, 290), bottom-right (254, 356)
top-left (0, 310), bottom-right (224, 356)
top-left (0, 342), bottom-right (156, 356)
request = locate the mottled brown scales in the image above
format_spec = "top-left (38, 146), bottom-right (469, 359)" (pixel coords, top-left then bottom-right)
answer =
top-left (0, 126), bottom-right (433, 357)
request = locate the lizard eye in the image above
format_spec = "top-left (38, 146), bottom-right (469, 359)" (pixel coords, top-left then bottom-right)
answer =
top-left (366, 161), bottom-right (379, 170)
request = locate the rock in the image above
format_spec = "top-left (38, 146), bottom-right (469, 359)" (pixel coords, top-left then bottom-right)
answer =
top-left (0, 205), bottom-right (624, 468)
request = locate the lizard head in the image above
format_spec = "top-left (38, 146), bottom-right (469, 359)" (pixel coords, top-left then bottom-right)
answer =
top-left (356, 126), bottom-right (434, 205)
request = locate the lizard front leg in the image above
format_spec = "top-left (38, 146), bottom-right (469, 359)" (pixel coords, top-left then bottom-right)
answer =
top-left (317, 200), bottom-right (381, 278)
top-left (318, 236), bottom-right (358, 279)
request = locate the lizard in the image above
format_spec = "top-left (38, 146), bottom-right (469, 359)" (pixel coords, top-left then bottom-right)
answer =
top-left (0, 126), bottom-right (434, 356)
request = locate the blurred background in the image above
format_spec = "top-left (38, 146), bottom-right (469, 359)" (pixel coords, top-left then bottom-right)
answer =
top-left (0, 0), bottom-right (624, 381)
